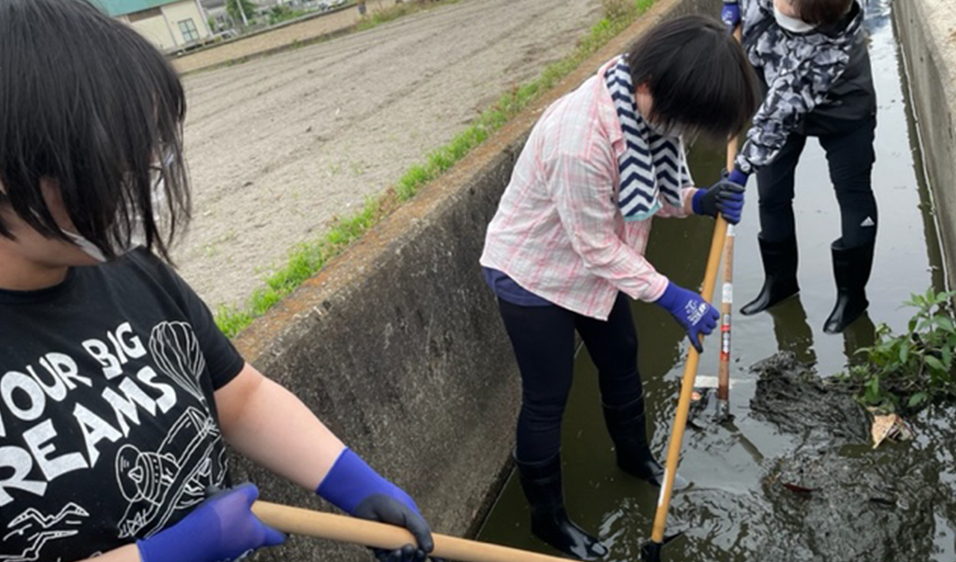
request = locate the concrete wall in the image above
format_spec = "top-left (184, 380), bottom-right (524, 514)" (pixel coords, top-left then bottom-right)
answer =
top-left (894, 0), bottom-right (956, 284)
top-left (229, 0), bottom-right (720, 559)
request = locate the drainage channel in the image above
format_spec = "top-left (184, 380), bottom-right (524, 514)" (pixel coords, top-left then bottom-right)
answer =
top-left (476, 0), bottom-right (953, 559)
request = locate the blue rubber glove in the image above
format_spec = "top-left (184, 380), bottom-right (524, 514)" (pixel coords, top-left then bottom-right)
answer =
top-left (692, 169), bottom-right (747, 224)
top-left (318, 448), bottom-right (442, 562)
top-left (137, 484), bottom-right (285, 562)
top-left (654, 281), bottom-right (720, 353)
top-left (721, 1), bottom-right (741, 31)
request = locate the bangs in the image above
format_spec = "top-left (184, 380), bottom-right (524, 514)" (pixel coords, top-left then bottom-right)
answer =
top-left (626, 15), bottom-right (761, 144)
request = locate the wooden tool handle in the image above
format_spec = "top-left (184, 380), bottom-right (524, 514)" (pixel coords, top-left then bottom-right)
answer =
top-left (717, 223), bottom-right (734, 405)
top-left (650, 216), bottom-right (727, 543)
top-left (718, 42), bottom-right (742, 406)
top-left (252, 501), bottom-right (569, 562)
top-left (650, 24), bottom-right (745, 544)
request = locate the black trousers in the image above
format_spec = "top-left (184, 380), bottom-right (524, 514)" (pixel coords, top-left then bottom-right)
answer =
top-left (497, 293), bottom-right (643, 463)
top-left (756, 116), bottom-right (877, 248)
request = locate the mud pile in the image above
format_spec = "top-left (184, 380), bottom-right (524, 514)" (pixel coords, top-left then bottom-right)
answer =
top-left (673, 353), bottom-right (954, 562)
top-left (749, 353), bottom-right (937, 561)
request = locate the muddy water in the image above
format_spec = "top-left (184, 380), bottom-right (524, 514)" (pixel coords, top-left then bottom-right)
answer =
top-left (477, 0), bottom-right (954, 559)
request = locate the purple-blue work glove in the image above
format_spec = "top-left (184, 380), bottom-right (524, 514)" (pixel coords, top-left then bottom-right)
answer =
top-left (654, 281), bottom-right (720, 353)
top-left (318, 448), bottom-right (443, 562)
top-left (721, 1), bottom-right (741, 32)
top-left (692, 169), bottom-right (747, 225)
top-left (137, 484), bottom-right (285, 562)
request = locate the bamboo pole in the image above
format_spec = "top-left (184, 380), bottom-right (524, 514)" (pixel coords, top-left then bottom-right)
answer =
top-left (253, 501), bottom-right (571, 562)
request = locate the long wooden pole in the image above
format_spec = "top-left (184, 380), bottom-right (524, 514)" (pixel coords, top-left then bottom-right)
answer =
top-left (252, 501), bottom-right (570, 562)
top-left (717, 46), bottom-right (742, 418)
top-left (648, 217), bottom-right (727, 549)
top-left (646, 25), bottom-right (743, 557)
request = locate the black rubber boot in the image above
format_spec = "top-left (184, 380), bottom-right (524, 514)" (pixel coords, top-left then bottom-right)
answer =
top-left (824, 239), bottom-right (875, 334)
top-left (741, 235), bottom-right (800, 316)
top-left (603, 397), bottom-right (689, 490)
top-left (515, 453), bottom-right (609, 560)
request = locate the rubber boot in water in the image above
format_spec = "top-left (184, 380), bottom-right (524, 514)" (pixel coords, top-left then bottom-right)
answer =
top-left (603, 396), bottom-right (689, 490)
top-left (515, 452), bottom-right (608, 560)
top-left (824, 239), bottom-right (875, 334)
top-left (741, 235), bottom-right (800, 316)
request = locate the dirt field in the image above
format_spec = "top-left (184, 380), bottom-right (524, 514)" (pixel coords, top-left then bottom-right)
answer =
top-left (174, 2), bottom-right (393, 75)
top-left (178, 0), bottom-right (605, 310)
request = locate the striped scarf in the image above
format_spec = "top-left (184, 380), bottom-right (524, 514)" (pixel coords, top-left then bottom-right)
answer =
top-left (605, 57), bottom-right (689, 221)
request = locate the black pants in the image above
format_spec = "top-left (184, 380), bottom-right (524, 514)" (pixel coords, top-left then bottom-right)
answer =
top-left (757, 116), bottom-right (877, 248)
top-left (497, 293), bottom-right (643, 463)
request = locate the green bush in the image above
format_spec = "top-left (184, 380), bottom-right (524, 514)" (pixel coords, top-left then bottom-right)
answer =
top-left (842, 288), bottom-right (956, 413)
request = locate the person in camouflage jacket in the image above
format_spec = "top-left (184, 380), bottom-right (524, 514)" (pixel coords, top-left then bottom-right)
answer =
top-left (722, 0), bottom-right (878, 334)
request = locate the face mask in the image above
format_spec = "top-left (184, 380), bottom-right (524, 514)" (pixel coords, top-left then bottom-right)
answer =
top-left (63, 156), bottom-right (171, 263)
top-left (647, 119), bottom-right (683, 139)
top-left (774, 6), bottom-right (816, 33)
top-left (63, 230), bottom-right (110, 263)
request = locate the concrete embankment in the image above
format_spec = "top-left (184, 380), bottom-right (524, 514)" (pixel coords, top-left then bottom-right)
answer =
top-left (895, 0), bottom-right (956, 283)
top-left (228, 0), bottom-right (720, 559)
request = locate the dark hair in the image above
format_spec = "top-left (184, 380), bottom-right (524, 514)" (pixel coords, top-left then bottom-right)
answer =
top-left (0, 0), bottom-right (190, 261)
top-left (792, 0), bottom-right (853, 27)
top-left (625, 15), bottom-right (760, 142)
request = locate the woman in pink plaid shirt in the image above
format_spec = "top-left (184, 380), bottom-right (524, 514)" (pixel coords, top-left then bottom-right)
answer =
top-left (480, 16), bottom-right (759, 560)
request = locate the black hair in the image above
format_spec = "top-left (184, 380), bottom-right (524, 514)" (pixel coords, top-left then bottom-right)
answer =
top-left (793, 0), bottom-right (853, 27)
top-left (625, 15), bottom-right (760, 142)
top-left (0, 0), bottom-right (190, 261)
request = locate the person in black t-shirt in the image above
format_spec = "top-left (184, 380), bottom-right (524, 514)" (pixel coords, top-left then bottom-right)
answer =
top-left (0, 1), bottom-right (441, 561)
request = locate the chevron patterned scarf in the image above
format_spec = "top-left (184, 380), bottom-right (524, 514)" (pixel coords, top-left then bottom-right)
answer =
top-left (605, 57), bottom-right (688, 221)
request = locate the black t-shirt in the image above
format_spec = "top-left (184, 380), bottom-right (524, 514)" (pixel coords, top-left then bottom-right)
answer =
top-left (0, 249), bottom-right (244, 560)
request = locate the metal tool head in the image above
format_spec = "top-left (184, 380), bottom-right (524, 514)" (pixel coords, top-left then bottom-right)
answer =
top-left (641, 533), bottom-right (683, 562)
top-left (688, 385), bottom-right (735, 429)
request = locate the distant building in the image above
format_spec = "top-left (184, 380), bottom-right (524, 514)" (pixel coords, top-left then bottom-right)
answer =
top-left (200, 0), bottom-right (344, 32)
top-left (98, 0), bottom-right (213, 53)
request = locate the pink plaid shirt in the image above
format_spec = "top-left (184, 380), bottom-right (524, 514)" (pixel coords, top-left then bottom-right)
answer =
top-left (480, 58), bottom-right (699, 321)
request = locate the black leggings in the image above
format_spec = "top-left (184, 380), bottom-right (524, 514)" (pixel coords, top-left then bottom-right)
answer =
top-left (756, 116), bottom-right (877, 248)
top-left (497, 293), bottom-right (644, 463)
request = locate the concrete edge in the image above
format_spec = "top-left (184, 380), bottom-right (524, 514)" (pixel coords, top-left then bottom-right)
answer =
top-left (894, 0), bottom-right (956, 285)
top-left (178, 24), bottom-right (359, 76)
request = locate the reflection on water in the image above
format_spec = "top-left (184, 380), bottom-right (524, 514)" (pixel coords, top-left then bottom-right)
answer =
top-left (766, 297), bottom-right (816, 365)
top-left (476, 0), bottom-right (949, 559)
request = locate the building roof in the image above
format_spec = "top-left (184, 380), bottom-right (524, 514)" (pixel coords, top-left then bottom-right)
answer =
top-left (96, 0), bottom-right (188, 17)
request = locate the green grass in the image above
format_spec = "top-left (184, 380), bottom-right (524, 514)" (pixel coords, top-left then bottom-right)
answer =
top-left (356, 0), bottom-right (462, 32)
top-left (215, 0), bottom-right (656, 337)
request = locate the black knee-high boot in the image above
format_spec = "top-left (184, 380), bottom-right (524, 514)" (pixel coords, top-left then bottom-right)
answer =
top-left (741, 235), bottom-right (800, 316)
top-left (515, 452), bottom-right (608, 560)
top-left (603, 396), bottom-right (689, 490)
top-left (824, 238), bottom-right (875, 334)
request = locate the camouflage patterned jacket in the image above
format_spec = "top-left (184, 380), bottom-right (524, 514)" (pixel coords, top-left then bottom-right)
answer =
top-left (735, 0), bottom-right (876, 174)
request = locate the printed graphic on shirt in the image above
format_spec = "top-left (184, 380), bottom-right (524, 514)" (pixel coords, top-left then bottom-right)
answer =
top-left (0, 319), bottom-right (228, 561)
top-left (1, 503), bottom-right (88, 562)
top-left (116, 408), bottom-right (226, 539)
top-left (149, 322), bottom-right (209, 406)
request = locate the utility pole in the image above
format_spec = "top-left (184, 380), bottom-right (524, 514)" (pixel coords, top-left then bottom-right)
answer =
top-left (234, 0), bottom-right (249, 26)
